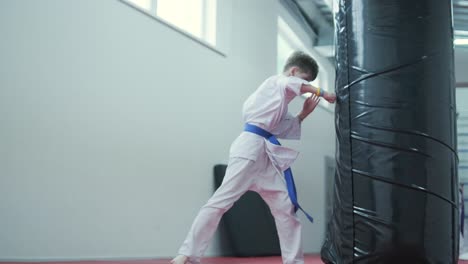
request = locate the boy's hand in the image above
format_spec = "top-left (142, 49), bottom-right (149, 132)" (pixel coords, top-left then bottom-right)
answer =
top-left (304, 94), bottom-right (321, 114)
top-left (323, 92), bottom-right (337, 103)
top-left (298, 94), bottom-right (321, 122)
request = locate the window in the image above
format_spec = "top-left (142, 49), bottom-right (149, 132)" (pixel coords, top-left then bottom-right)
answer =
top-left (124, 0), bottom-right (217, 46)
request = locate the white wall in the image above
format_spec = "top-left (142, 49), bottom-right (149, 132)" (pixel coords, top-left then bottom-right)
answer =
top-left (455, 47), bottom-right (468, 113)
top-left (456, 47), bottom-right (468, 84)
top-left (0, 0), bottom-right (336, 260)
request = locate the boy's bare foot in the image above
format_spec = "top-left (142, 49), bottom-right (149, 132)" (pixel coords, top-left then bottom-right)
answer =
top-left (170, 255), bottom-right (188, 264)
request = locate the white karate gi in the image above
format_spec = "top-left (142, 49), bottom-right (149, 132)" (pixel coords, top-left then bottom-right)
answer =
top-left (178, 74), bottom-right (310, 264)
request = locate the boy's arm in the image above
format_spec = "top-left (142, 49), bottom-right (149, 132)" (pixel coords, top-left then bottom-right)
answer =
top-left (300, 83), bottom-right (336, 103)
top-left (297, 110), bottom-right (309, 123)
top-left (300, 83), bottom-right (320, 95)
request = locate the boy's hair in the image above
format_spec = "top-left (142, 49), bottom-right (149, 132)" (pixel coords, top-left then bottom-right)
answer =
top-left (283, 51), bottom-right (319, 81)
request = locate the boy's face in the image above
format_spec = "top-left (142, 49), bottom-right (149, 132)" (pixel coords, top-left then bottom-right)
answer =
top-left (292, 67), bottom-right (313, 82)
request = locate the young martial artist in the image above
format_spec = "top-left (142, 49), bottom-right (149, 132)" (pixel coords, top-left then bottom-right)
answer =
top-left (171, 51), bottom-right (336, 264)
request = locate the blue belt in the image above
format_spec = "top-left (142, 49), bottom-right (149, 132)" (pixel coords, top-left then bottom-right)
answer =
top-left (244, 123), bottom-right (314, 223)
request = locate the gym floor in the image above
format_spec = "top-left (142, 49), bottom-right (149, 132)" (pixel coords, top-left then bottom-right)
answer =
top-left (3, 255), bottom-right (468, 264)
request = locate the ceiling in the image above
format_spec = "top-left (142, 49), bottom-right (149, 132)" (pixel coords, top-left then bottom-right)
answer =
top-left (292, 0), bottom-right (468, 50)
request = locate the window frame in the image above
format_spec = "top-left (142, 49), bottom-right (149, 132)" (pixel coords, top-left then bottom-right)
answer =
top-left (119, 0), bottom-right (226, 57)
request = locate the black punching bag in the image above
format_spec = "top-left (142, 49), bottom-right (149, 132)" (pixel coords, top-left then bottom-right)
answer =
top-left (321, 0), bottom-right (458, 263)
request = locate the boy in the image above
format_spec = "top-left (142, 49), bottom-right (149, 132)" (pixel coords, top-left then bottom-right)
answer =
top-left (172, 51), bottom-right (336, 264)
